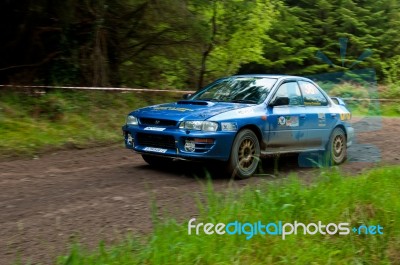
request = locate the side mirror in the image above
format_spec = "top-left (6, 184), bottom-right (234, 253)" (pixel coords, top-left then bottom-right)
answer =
top-left (182, 93), bottom-right (192, 99)
top-left (270, 96), bottom-right (289, 107)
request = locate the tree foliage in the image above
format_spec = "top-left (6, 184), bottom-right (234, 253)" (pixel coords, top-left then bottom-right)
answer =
top-left (0, 0), bottom-right (399, 89)
top-left (243, 0), bottom-right (400, 82)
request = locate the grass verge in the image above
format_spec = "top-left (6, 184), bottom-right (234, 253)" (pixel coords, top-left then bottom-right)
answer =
top-left (0, 89), bottom-right (180, 158)
top-left (56, 166), bottom-right (400, 265)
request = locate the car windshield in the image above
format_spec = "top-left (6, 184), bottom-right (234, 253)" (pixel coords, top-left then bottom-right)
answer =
top-left (190, 77), bottom-right (277, 104)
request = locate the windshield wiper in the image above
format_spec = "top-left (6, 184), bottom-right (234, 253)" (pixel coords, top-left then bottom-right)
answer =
top-left (230, 99), bottom-right (258, 104)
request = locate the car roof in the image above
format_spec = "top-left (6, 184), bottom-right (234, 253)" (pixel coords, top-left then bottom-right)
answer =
top-left (231, 74), bottom-right (311, 81)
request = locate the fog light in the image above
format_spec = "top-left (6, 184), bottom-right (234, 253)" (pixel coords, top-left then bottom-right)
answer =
top-left (127, 133), bottom-right (134, 147)
top-left (184, 140), bottom-right (196, 152)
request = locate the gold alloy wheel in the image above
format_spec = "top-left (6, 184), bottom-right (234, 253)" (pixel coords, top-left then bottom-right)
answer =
top-left (228, 129), bottom-right (260, 179)
top-left (332, 133), bottom-right (346, 163)
top-left (334, 135), bottom-right (344, 155)
top-left (238, 138), bottom-right (256, 169)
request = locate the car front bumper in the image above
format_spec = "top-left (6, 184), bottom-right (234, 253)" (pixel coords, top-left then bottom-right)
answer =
top-left (122, 125), bottom-right (236, 161)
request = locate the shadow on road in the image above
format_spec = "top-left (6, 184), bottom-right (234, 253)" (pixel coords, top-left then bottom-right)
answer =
top-left (134, 154), bottom-right (313, 180)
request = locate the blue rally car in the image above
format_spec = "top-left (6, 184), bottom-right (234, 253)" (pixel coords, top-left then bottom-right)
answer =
top-left (122, 75), bottom-right (354, 178)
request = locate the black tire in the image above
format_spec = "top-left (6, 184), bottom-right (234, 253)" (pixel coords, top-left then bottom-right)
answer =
top-left (141, 154), bottom-right (171, 166)
top-left (325, 127), bottom-right (347, 165)
top-left (227, 129), bottom-right (260, 179)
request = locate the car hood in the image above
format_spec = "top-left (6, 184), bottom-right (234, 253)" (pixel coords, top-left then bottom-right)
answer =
top-left (131, 100), bottom-right (253, 121)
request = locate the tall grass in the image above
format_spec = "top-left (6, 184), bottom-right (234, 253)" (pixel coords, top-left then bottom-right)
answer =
top-left (57, 166), bottom-right (400, 265)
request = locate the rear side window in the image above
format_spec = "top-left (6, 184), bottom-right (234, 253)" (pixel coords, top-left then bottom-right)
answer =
top-left (299, 81), bottom-right (328, 106)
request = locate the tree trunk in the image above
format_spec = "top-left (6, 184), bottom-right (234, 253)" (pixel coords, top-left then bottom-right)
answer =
top-left (197, 0), bottom-right (218, 89)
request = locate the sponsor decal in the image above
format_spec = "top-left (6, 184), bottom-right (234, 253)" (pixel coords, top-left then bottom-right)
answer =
top-left (302, 83), bottom-right (318, 95)
top-left (304, 101), bottom-right (323, 106)
top-left (237, 108), bottom-right (254, 115)
top-left (285, 116), bottom-right (299, 127)
top-left (340, 113), bottom-right (351, 121)
top-left (143, 147), bottom-right (168, 153)
top-left (144, 127), bottom-right (166, 131)
top-left (153, 106), bottom-right (194, 112)
top-left (318, 113), bottom-right (326, 127)
top-left (278, 116), bottom-right (299, 127)
top-left (278, 116), bottom-right (286, 126)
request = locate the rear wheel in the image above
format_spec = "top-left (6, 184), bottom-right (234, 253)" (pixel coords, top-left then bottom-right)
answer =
top-left (325, 127), bottom-right (347, 165)
top-left (227, 129), bottom-right (260, 179)
top-left (141, 154), bottom-right (171, 166)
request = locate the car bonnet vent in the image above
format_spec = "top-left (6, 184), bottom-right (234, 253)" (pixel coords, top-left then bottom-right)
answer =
top-left (177, 100), bottom-right (209, 105)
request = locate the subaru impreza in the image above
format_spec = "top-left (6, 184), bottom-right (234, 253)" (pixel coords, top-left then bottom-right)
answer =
top-left (122, 75), bottom-right (354, 178)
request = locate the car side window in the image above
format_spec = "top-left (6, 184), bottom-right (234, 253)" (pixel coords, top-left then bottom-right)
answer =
top-left (299, 81), bottom-right (328, 106)
top-left (272, 81), bottom-right (303, 106)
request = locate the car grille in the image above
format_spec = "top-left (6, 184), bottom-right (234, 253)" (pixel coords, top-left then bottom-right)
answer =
top-left (139, 118), bottom-right (177, 127)
top-left (136, 133), bottom-right (176, 149)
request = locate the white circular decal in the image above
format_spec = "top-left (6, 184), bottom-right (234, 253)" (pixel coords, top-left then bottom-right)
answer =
top-left (278, 116), bottom-right (286, 126)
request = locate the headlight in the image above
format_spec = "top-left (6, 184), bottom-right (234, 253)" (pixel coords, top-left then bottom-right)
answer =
top-left (179, 121), bottom-right (218, 132)
top-left (126, 115), bottom-right (138, 125)
top-left (202, 121), bottom-right (218, 131)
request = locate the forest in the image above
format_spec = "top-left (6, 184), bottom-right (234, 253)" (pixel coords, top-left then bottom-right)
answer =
top-left (1, 0), bottom-right (400, 89)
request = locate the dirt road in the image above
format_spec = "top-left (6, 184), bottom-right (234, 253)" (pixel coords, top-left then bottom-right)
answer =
top-left (0, 117), bottom-right (399, 264)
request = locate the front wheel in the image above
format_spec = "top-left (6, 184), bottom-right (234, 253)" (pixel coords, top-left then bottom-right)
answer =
top-left (325, 127), bottom-right (347, 165)
top-left (227, 129), bottom-right (260, 179)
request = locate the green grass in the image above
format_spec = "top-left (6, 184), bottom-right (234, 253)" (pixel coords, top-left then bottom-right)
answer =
top-left (56, 166), bottom-right (400, 265)
top-left (0, 89), bottom-right (180, 158)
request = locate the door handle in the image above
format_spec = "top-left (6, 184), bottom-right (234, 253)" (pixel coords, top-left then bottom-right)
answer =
top-left (300, 114), bottom-right (306, 119)
top-left (331, 113), bottom-right (337, 118)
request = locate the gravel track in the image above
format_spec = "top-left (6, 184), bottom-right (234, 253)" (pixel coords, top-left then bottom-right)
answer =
top-left (0, 117), bottom-right (399, 264)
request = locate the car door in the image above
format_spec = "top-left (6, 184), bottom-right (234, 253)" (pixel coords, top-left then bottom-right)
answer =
top-left (298, 80), bottom-right (335, 149)
top-left (265, 80), bottom-right (307, 151)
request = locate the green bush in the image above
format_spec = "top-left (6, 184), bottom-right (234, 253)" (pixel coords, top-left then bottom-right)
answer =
top-left (381, 84), bottom-right (400, 99)
top-left (328, 83), bottom-right (370, 99)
